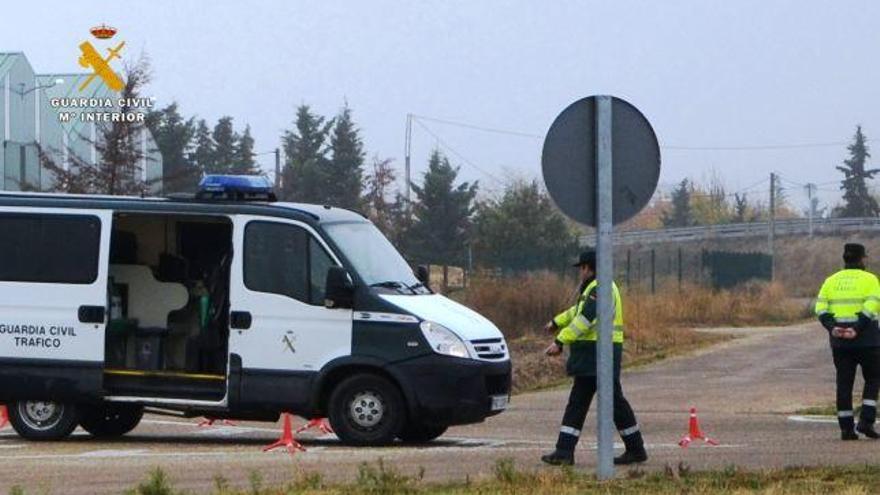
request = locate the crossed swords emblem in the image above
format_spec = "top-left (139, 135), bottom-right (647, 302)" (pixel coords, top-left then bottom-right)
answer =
top-left (77, 40), bottom-right (125, 92)
top-left (282, 334), bottom-right (296, 354)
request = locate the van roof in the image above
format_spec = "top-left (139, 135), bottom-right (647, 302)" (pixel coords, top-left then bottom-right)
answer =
top-left (0, 191), bottom-right (367, 225)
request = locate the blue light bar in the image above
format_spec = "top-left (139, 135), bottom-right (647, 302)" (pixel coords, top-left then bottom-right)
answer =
top-left (197, 175), bottom-right (276, 201)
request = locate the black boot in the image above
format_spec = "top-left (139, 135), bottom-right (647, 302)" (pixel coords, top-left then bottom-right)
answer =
top-left (541, 449), bottom-right (574, 466)
top-left (615, 429), bottom-right (648, 465)
top-left (856, 422), bottom-right (880, 439)
top-left (842, 429), bottom-right (859, 441)
top-left (614, 447), bottom-right (648, 465)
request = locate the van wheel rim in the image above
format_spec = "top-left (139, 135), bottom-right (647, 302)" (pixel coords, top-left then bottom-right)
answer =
top-left (349, 391), bottom-right (385, 429)
top-left (19, 401), bottom-right (64, 431)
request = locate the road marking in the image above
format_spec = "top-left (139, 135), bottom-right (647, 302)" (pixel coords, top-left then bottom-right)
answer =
top-left (79, 449), bottom-right (150, 458)
top-left (788, 415), bottom-right (836, 424)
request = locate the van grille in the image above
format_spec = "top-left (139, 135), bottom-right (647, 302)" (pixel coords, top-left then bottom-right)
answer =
top-left (470, 338), bottom-right (509, 361)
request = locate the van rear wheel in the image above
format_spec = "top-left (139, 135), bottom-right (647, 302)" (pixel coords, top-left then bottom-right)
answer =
top-left (328, 373), bottom-right (405, 446)
top-left (9, 400), bottom-right (79, 441)
top-left (79, 403), bottom-right (144, 438)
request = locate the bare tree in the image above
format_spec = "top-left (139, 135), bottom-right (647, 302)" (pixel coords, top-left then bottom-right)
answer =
top-left (39, 54), bottom-right (157, 195)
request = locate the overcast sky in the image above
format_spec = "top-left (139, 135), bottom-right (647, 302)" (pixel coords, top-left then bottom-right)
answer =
top-left (4, 1), bottom-right (878, 211)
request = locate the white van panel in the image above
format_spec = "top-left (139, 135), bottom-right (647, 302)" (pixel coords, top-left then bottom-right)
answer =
top-left (0, 206), bottom-right (111, 363)
top-left (228, 215), bottom-right (352, 372)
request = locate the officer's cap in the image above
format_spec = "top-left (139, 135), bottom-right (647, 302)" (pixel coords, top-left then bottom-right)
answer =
top-left (572, 250), bottom-right (596, 268)
top-left (844, 243), bottom-right (867, 259)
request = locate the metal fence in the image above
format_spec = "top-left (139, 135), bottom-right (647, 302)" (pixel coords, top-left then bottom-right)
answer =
top-left (580, 217), bottom-right (880, 247)
top-left (619, 247), bottom-right (772, 292)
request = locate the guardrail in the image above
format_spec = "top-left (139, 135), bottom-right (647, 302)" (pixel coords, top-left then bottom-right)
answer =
top-left (579, 217), bottom-right (880, 246)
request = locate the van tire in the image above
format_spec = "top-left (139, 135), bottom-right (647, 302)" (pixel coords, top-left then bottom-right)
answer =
top-left (327, 373), bottom-right (405, 446)
top-left (398, 422), bottom-right (447, 443)
top-left (8, 400), bottom-right (80, 441)
top-left (79, 403), bottom-right (144, 438)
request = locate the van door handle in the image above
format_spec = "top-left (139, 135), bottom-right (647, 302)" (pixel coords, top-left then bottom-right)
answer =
top-left (78, 305), bottom-right (106, 324)
top-left (230, 311), bottom-right (252, 330)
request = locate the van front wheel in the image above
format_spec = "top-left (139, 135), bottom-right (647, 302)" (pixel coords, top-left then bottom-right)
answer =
top-left (9, 400), bottom-right (79, 441)
top-left (328, 373), bottom-right (405, 446)
top-left (398, 421), bottom-right (447, 443)
top-left (79, 403), bottom-right (144, 437)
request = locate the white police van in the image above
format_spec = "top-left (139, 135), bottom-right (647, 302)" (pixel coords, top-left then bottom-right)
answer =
top-left (0, 176), bottom-right (510, 445)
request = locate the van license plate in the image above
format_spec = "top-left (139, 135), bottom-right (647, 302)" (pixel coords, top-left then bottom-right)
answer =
top-left (491, 395), bottom-right (509, 411)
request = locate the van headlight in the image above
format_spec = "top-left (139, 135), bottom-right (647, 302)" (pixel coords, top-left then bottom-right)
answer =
top-left (419, 321), bottom-right (471, 358)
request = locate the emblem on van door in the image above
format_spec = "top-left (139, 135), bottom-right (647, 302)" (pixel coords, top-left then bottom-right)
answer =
top-left (282, 333), bottom-right (296, 354)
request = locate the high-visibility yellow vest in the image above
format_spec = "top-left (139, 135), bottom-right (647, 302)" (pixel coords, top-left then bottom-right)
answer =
top-left (815, 269), bottom-right (880, 322)
top-left (554, 279), bottom-right (624, 345)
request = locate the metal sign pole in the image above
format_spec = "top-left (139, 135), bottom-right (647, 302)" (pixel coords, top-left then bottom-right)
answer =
top-left (595, 95), bottom-right (615, 479)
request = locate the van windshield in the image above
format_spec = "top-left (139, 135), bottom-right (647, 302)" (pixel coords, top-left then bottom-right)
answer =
top-left (324, 221), bottom-right (425, 294)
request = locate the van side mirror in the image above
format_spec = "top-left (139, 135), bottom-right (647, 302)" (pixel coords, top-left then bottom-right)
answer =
top-left (325, 266), bottom-right (354, 309)
top-left (416, 265), bottom-right (430, 286)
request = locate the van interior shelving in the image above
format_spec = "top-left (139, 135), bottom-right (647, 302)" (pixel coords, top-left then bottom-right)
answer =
top-left (104, 212), bottom-right (232, 400)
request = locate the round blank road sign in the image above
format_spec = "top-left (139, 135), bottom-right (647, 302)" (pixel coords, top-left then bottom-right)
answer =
top-left (541, 95), bottom-right (661, 227)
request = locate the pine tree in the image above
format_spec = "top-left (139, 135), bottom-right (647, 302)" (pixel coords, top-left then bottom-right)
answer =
top-left (211, 116), bottom-right (238, 174)
top-left (145, 102), bottom-right (198, 192)
top-left (408, 150), bottom-right (478, 266)
top-left (190, 119), bottom-right (215, 180)
top-left (473, 180), bottom-right (578, 272)
top-left (661, 179), bottom-right (694, 227)
top-left (232, 125), bottom-right (259, 174)
top-left (281, 105), bottom-right (334, 202)
top-left (327, 104), bottom-right (365, 209)
top-left (837, 126), bottom-right (880, 217)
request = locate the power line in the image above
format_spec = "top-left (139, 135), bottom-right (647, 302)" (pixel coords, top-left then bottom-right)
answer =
top-left (410, 114), bottom-right (544, 140)
top-left (661, 141), bottom-right (867, 151)
top-left (411, 118), bottom-right (506, 186)
top-left (410, 113), bottom-right (875, 153)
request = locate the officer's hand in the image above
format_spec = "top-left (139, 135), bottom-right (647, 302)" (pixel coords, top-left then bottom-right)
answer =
top-left (832, 327), bottom-right (857, 339)
top-left (543, 321), bottom-right (556, 333)
top-left (545, 342), bottom-right (563, 356)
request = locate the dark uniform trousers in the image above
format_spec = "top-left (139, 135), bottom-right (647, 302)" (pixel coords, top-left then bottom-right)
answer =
top-left (832, 346), bottom-right (880, 431)
top-left (556, 375), bottom-right (642, 453)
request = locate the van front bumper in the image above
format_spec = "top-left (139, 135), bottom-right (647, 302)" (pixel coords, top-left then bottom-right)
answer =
top-left (391, 355), bottom-right (512, 427)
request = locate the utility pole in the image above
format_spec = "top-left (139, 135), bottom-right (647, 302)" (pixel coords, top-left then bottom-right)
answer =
top-left (805, 182), bottom-right (817, 238)
top-left (404, 114), bottom-right (413, 217)
top-left (769, 172), bottom-right (776, 280)
top-left (274, 148), bottom-right (281, 190)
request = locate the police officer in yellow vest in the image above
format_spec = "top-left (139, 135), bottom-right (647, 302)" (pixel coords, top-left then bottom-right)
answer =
top-left (540, 251), bottom-right (647, 466)
top-left (815, 243), bottom-right (880, 440)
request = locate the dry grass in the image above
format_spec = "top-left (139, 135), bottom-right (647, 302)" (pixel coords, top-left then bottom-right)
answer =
top-left (454, 273), bottom-right (809, 392)
top-left (113, 462), bottom-right (880, 495)
top-left (775, 234), bottom-right (880, 297)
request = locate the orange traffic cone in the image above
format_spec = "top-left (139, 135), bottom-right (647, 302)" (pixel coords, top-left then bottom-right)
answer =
top-left (678, 407), bottom-right (719, 447)
top-left (263, 413), bottom-right (306, 454)
top-left (0, 405), bottom-right (8, 430)
top-left (295, 418), bottom-right (334, 436)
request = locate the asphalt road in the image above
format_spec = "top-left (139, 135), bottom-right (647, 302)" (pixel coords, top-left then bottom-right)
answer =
top-left (0, 322), bottom-right (873, 494)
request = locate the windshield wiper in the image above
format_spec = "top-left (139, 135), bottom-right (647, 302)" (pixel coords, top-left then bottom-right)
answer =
top-left (410, 281), bottom-right (431, 293)
top-left (370, 281), bottom-right (405, 289)
top-left (370, 280), bottom-right (418, 294)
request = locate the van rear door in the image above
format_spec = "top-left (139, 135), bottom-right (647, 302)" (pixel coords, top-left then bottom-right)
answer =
top-left (0, 207), bottom-right (112, 401)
